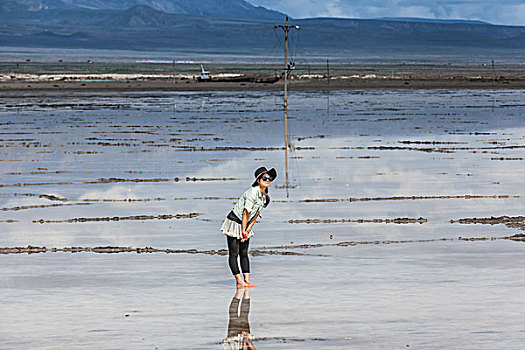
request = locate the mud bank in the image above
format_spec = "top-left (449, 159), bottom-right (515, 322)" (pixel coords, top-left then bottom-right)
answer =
top-left (451, 216), bottom-right (525, 231)
top-left (300, 195), bottom-right (520, 203)
top-left (2, 76), bottom-right (525, 92)
top-left (32, 212), bottom-right (200, 224)
top-left (2, 234), bottom-right (523, 256)
top-left (288, 217), bottom-right (428, 224)
top-left (0, 245), bottom-right (311, 256)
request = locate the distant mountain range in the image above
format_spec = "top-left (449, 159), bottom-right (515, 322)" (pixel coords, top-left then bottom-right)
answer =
top-left (379, 17), bottom-right (490, 25)
top-left (0, 0), bottom-right (284, 19)
top-left (1, 0), bottom-right (525, 61)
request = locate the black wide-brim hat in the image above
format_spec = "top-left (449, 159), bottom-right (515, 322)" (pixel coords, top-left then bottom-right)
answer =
top-left (252, 166), bottom-right (277, 187)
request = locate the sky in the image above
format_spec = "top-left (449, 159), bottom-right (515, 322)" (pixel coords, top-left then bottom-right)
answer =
top-left (251, 0), bottom-right (525, 26)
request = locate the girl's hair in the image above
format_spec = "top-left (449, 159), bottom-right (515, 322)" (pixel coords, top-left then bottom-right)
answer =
top-left (264, 188), bottom-right (270, 207)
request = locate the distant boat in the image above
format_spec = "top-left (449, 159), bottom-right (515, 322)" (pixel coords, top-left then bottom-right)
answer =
top-left (199, 65), bottom-right (210, 81)
top-left (197, 65), bottom-right (280, 84)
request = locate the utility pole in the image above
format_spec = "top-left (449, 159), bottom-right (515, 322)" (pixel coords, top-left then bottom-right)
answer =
top-left (172, 59), bottom-right (176, 83)
top-left (275, 16), bottom-right (299, 197)
top-left (327, 59), bottom-right (330, 84)
top-left (491, 59), bottom-right (495, 83)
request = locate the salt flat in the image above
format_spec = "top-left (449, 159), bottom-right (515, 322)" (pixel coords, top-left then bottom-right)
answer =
top-left (0, 89), bottom-right (524, 349)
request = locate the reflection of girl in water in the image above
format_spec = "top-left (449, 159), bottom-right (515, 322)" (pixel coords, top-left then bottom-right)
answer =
top-left (221, 166), bottom-right (276, 288)
top-left (222, 288), bottom-right (255, 350)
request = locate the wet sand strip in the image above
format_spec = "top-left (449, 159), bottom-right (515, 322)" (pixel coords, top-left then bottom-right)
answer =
top-left (3, 77), bottom-right (525, 92)
top-left (300, 194), bottom-right (520, 203)
top-left (32, 212), bottom-right (200, 224)
top-left (1, 234), bottom-right (523, 256)
top-left (288, 217), bottom-right (427, 224)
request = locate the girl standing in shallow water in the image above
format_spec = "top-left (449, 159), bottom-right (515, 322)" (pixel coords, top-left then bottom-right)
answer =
top-left (221, 166), bottom-right (276, 288)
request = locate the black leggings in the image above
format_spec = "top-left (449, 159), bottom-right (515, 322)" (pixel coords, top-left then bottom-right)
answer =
top-left (226, 236), bottom-right (250, 275)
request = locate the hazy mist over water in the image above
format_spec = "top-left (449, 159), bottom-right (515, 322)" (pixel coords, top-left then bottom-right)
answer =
top-left (2, 46), bottom-right (525, 65)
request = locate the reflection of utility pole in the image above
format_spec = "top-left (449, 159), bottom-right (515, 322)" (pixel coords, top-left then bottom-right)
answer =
top-left (275, 16), bottom-right (299, 198)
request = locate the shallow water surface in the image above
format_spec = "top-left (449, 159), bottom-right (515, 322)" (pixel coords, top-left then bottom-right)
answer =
top-left (0, 89), bottom-right (524, 349)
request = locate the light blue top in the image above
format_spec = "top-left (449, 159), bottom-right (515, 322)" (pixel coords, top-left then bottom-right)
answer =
top-left (232, 186), bottom-right (266, 224)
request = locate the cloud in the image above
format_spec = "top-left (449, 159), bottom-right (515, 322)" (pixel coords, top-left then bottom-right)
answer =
top-left (251, 0), bottom-right (525, 25)
top-left (496, 4), bottom-right (525, 26)
top-left (324, 1), bottom-right (347, 18)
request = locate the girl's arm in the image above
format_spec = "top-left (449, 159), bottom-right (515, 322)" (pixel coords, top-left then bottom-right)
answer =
top-left (241, 210), bottom-right (258, 242)
top-left (241, 209), bottom-right (250, 241)
top-left (246, 214), bottom-right (258, 233)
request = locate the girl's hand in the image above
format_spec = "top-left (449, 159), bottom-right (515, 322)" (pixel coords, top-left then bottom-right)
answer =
top-left (241, 229), bottom-right (250, 242)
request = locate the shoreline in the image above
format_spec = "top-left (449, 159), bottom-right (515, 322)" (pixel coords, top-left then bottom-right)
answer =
top-left (2, 77), bottom-right (525, 93)
top-left (3, 61), bottom-right (525, 92)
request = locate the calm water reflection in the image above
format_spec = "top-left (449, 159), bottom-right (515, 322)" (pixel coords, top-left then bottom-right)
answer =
top-left (223, 288), bottom-right (255, 350)
top-left (0, 89), bottom-right (524, 349)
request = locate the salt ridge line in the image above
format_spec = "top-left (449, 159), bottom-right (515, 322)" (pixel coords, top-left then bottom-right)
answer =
top-left (1, 198), bottom-right (521, 214)
top-left (288, 217), bottom-right (428, 224)
top-left (299, 194), bottom-right (521, 203)
top-left (1, 202), bottom-right (92, 211)
top-left (451, 215), bottom-right (525, 232)
top-left (328, 144), bottom-right (525, 153)
top-left (0, 197), bottom-right (239, 212)
top-left (7, 193), bottom-right (520, 204)
top-left (32, 213), bottom-right (200, 224)
top-left (1, 234), bottom-right (523, 256)
top-left (255, 234), bottom-right (525, 251)
top-left (0, 246), bottom-right (314, 256)
top-left (0, 177), bottom-right (241, 187)
top-left (12, 193), bottom-right (239, 202)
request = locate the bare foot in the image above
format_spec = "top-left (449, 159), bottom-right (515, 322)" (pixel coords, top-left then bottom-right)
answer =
top-left (235, 274), bottom-right (248, 288)
top-left (245, 281), bottom-right (256, 287)
top-left (242, 273), bottom-right (255, 287)
top-left (236, 281), bottom-right (249, 288)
